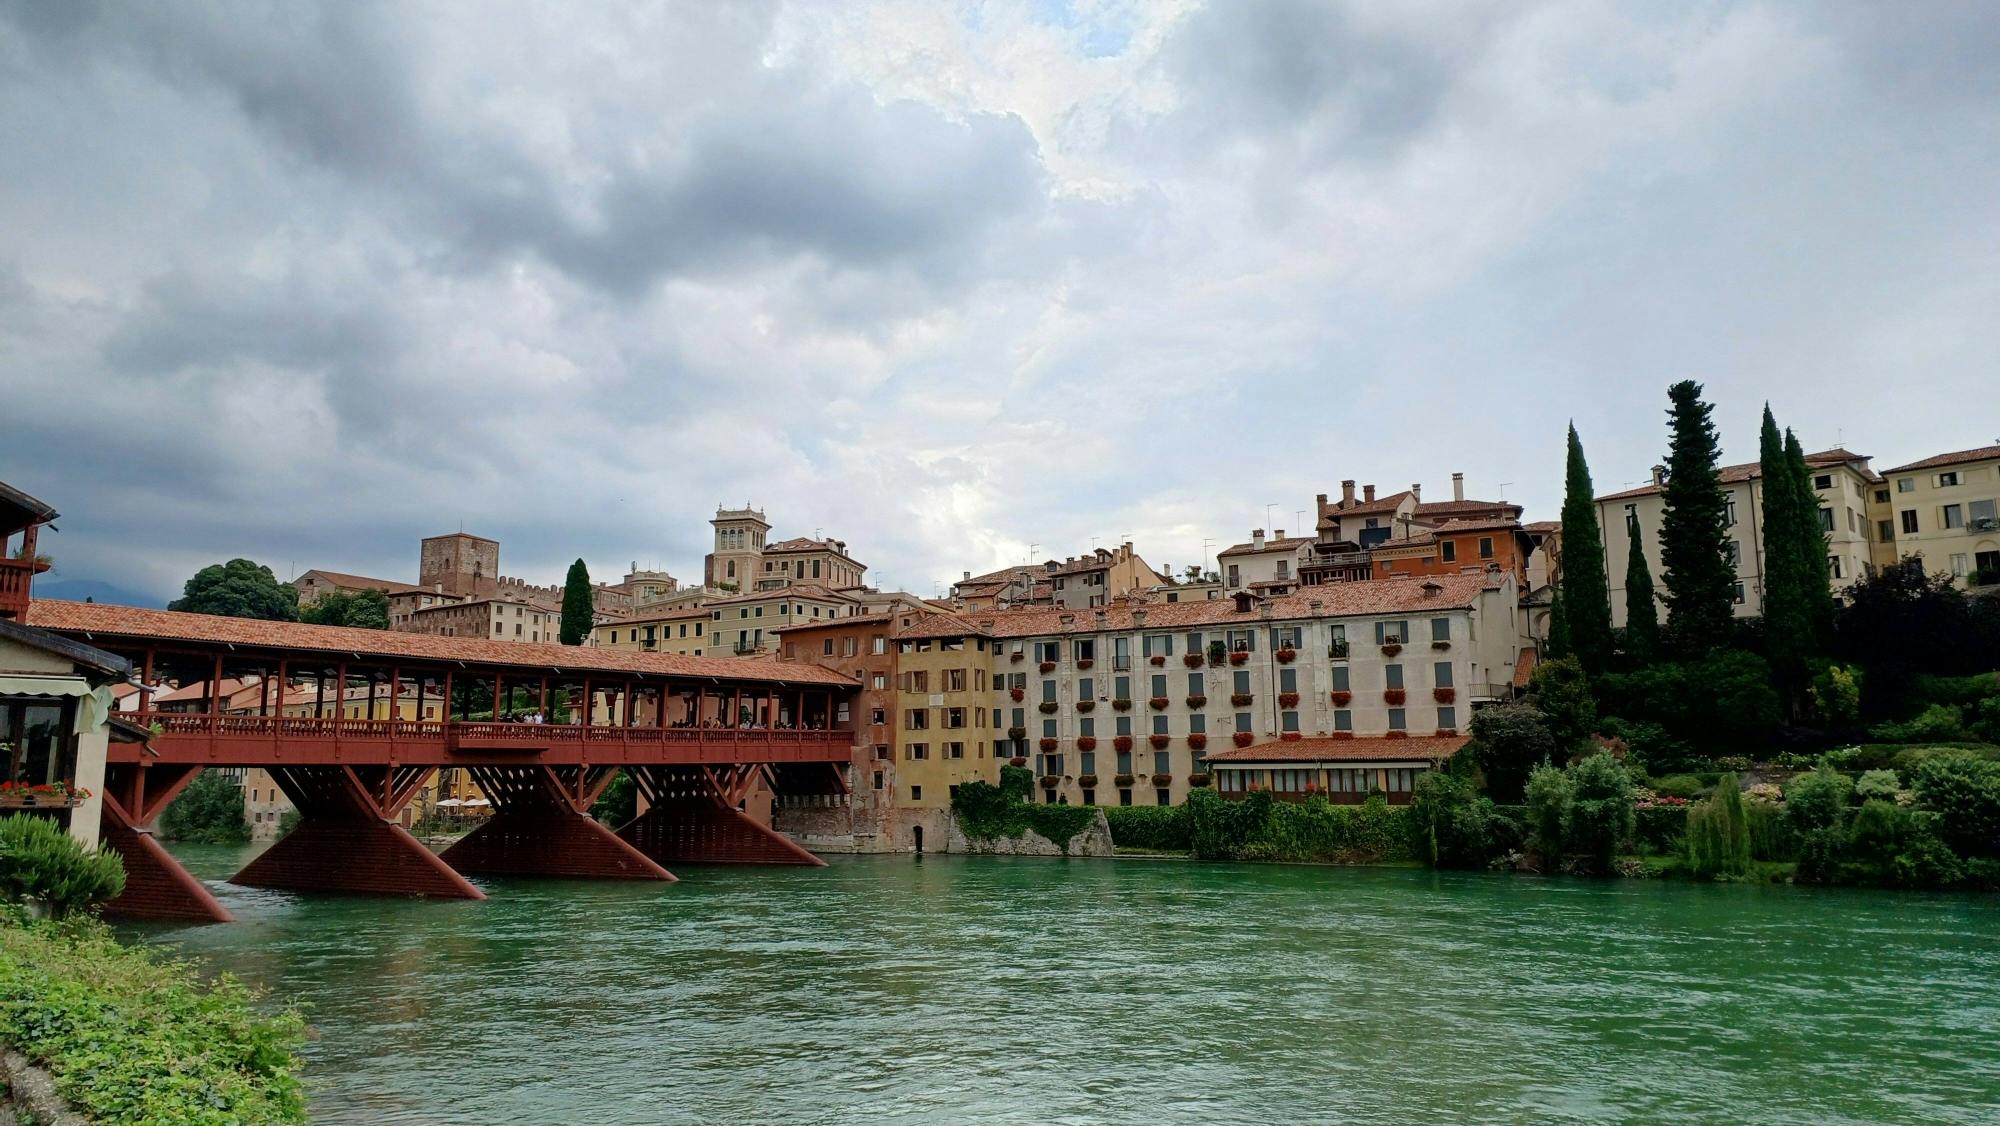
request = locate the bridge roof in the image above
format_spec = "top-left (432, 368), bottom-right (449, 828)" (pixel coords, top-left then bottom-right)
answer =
top-left (25, 601), bottom-right (856, 687)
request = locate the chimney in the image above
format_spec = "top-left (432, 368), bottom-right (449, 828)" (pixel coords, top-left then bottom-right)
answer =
top-left (1411, 483), bottom-right (1422, 501)
top-left (1652, 465), bottom-right (1666, 486)
top-left (1452, 472), bottom-right (1465, 502)
top-left (1252, 528), bottom-right (1265, 551)
top-left (963, 571), bottom-right (971, 581)
top-left (1364, 485), bottom-right (1376, 503)
top-left (1094, 608), bottom-right (1109, 627)
top-left (1342, 480), bottom-right (1357, 506)
top-left (1132, 607), bottom-right (1147, 626)
top-left (1422, 580), bottom-right (1444, 599)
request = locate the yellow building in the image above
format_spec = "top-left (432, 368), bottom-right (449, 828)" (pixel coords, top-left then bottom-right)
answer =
top-left (592, 604), bottom-right (712, 655)
top-left (891, 614), bottom-right (996, 816)
top-left (1874, 444), bottom-right (2000, 587)
top-left (704, 585), bottom-right (859, 656)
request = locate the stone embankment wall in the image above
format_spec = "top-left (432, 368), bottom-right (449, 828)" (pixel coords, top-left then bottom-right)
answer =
top-left (0, 1048), bottom-right (88, 1125)
top-left (945, 809), bottom-right (1114, 857)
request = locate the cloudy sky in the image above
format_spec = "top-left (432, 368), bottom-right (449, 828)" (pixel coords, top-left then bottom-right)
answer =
top-left (3, 1), bottom-right (1996, 604)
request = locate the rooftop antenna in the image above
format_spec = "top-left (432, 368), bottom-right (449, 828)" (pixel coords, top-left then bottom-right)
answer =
top-left (1264, 503), bottom-right (1277, 532)
top-left (1497, 482), bottom-right (1513, 501)
top-left (1295, 509), bottom-right (1307, 532)
top-left (1201, 537), bottom-right (1216, 574)
top-left (1027, 542), bottom-right (1040, 563)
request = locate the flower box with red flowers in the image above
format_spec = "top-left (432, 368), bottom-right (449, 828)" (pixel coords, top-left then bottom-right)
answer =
top-left (1384, 729), bottom-right (1409, 739)
top-left (1007, 726), bottom-right (1027, 740)
top-left (1185, 695), bottom-right (1207, 709)
top-left (1009, 756), bottom-right (1029, 768)
top-left (1187, 772), bottom-right (1211, 787)
top-left (1434, 728), bottom-right (1458, 737)
top-left (1077, 736), bottom-right (1098, 751)
top-left (1149, 655), bottom-right (1167, 666)
top-left (1075, 699), bottom-right (1096, 713)
top-left (1433, 687), bottom-right (1456, 704)
top-left (1113, 736), bottom-right (1134, 752)
top-left (1228, 651), bottom-right (1249, 665)
top-left (1275, 648), bottom-right (1297, 664)
top-left (1277, 691), bottom-right (1300, 708)
top-left (1112, 698), bottom-right (1133, 712)
top-left (1232, 731), bottom-right (1255, 747)
top-left (1041, 775), bottom-right (1061, 788)
top-left (1187, 733), bottom-right (1208, 750)
top-left (1229, 693), bottom-right (1253, 707)
top-left (1114, 773), bottom-right (1137, 787)
top-left (1011, 652), bottom-right (1024, 662)
top-left (1151, 772), bottom-right (1174, 786)
top-left (1330, 690), bottom-right (1352, 707)
top-left (1039, 660), bottom-right (1057, 673)
top-left (1380, 642), bottom-right (1403, 657)
top-left (1009, 687), bottom-right (1025, 703)
top-left (1149, 734), bottom-right (1171, 750)
top-left (1039, 738), bottom-right (1059, 752)
top-left (1039, 701), bottom-right (1060, 714)
top-left (1280, 732), bottom-right (1303, 742)
top-left (1383, 688), bottom-right (1407, 706)
top-left (1076, 658), bottom-right (1094, 670)
top-left (1329, 731), bottom-right (1354, 740)
top-left (1183, 653), bottom-right (1206, 669)
top-left (1077, 774), bottom-right (1100, 788)
top-left (0, 781), bottom-right (87, 808)
top-left (1149, 696), bottom-right (1170, 710)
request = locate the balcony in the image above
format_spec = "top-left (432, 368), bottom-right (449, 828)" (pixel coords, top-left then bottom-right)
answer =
top-left (0, 556), bottom-right (49, 620)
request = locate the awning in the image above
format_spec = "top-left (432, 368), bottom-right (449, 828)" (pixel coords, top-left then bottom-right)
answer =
top-left (0, 674), bottom-right (94, 698)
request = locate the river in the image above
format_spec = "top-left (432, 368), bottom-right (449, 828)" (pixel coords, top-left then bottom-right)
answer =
top-left (131, 844), bottom-right (2000, 1124)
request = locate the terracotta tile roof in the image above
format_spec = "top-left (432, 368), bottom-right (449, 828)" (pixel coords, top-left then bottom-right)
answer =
top-left (410, 596), bottom-right (559, 616)
top-left (765, 537), bottom-right (857, 557)
top-left (1882, 444), bottom-right (2000, 475)
top-left (1596, 449), bottom-right (1871, 502)
top-left (1524, 520), bottom-right (1561, 534)
top-left (1513, 646), bottom-right (1538, 688)
top-left (153, 677), bottom-right (261, 705)
top-left (701, 584), bottom-right (858, 608)
top-left (959, 573), bottom-right (1499, 639)
top-left (1428, 517), bottom-right (1525, 535)
top-left (1414, 499), bottom-right (1521, 519)
top-left (610, 604), bottom-right (717, 627)
top-left (298, 569), bottom-right (428, 596)
top-left (1217, 536), bottom-right (1315, 556)
top-left (892, 612), bottom-right (994, 641)
top-left (1204, 734), bottom-right (1468, 763)
top-left (1323, 490), bottom-right (1414, 518)
top-left (770, 613), bottom-right (900, 635)
top-left (24, 601), bottom-right (856, 686)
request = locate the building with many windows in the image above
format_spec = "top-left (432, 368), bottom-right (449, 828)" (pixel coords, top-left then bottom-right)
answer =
top-left (1875, 445), bottom-right (2000, 587)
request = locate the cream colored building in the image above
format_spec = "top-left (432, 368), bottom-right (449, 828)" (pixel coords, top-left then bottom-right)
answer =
top-left (1595, 448), bottom-right (1882, 626)
top-left (1876, 444), bottom-right (2000, 588)
top-left (759, 537), bottom-right (866, 591)
top-left (401, 596), bottom-right (563, 643)
top-left (592, 604), bottom-right (712, 655)
top-left (705, 585), bottom-right (859, 656)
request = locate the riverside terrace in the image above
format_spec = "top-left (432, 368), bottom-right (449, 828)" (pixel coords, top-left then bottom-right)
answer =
top-left (25, 600), bottom-right (861, 925)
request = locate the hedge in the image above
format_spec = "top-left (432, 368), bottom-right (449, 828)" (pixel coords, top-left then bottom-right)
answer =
top-left (1102, 805), bottom-right (1191, 851)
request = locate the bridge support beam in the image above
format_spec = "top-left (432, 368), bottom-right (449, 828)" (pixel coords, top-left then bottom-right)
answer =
top-left (618, 765), bottom-right (826, 867)
top-left (99, 764), bottom-right (234, 925)
top-left (439, 766), bottom-right (675, 882)
top-left (233, 766), bottom-right (485, 901)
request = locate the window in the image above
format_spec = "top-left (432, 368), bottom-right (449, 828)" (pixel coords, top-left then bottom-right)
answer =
top-left (907, 743), bottom-right (928, 760)
top-left (1187, 672), bottom-right (1203, 695)
top-left (1155, 788), bottom-right (1171, 806)
top-left (1950, 554), bottom-right (1970, 578)
top-left (1152, 714), bottom-right (1169, 735)
top-left (1479, 536), bottom-right (1494, 559)
top-left (1972, 499), bottom-right (1999, 528)
top-left (1078, 677), bottom-right (1095, 699)
top-left (1042, 679), bottom-right (1056, 702)
top-left (1330, 666), bottom-right (1350, 692)
top-left (910, 785), bottom-right (921, 802)
top-left (1080, 750), bottom-right (1097, 774)
top-left (1035, 641), bottom-right (1060, 663)
top-left (1116, 715), bottom-right (1133, 737)
top-left (1235, 712), bottom-right (1252, 733)
top-left (870, 707), bottom-right (886, 726)
top-left (1731, 581), bottom-right (1746, 605)
top-left (1279, 667), bottom-right (1297, 693)
top-left (1813, 474), bottom-right (1833, 490)
top-left (945, 669), bottom-right (967, 692)
top-left (1875, 489), bottom-right (1890, 503)
top-left (1724, 541), bottom-right (1742, 568)
top-left (1271, 625), bottom-right (1301, 649)
top-left (1119, 789), bottom-right (1133, 807)
top-left (872, 635), bottom-right (886, 655)
top-left (1385, 664), bottom-right (1404, 690)
top-left (1143, 634), bottom-right (1174, 657)
top-left (1943, 504), bottom-right (1964, 530)
top-left (1117, 749), bottom-right (1132, 774)
top-left (1226, 629), bottom-right (1255, 653)
top-left (1438, 706), bottom-right (1457, 730)
top-left (1818, 507), bottom-right (1835, 533)
top-left (1441, 541), bottom-right (1456, 563)
top-left (1113, 637), bottom-right (1131, 670)
top-left (1878, 519), bottom-right (1895, 543)
top-left (1434, 661), bottom-right (1453, 688)
top-left (947, 742), bottom-right (965, 759)
top-left (1233, 670), bottom-right (1251, 694)
top-left (1153, 750), bottom-right (1171, 774)
top-left (1938, 471), bottom-right (1961, 487)
top-left (1334, 709), bottom-right (1352, 731)
top-left (1281, 711), bottom-right (1299, 732)
top-left (1150, 674), bottom-right (1168, 697)
top-left (1074, 639), bottom-right (1096, 662)
top-left (1275, 559), bottom-right (1289, 580)
top-left (906, 707), bottom-right (931, 730)
top-left (1113, 675), bottom-right (1130, 700)
top-left (1226, 564), bottom-right (1240, 587)
top-left (1723, 498), bottom-right (1738, 527)
top-left (1901, 510), bottom-right (1919, 535)
top-left (1081, 788), bottom-right (1096, 806)
top-left (945, 707), bottom-right (966, 729)
top-left (1898, 477), bottom-right (1915, 493)
top-left (1430, 617), bottom-right (1450, 642)
top-left (1189, 713), bottom-right (1206, 734)
top-left (1388, 708), bottom-right (1406, 731)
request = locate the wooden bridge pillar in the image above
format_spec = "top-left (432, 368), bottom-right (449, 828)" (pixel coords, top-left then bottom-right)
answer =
top-left (438, 766), bottom-right (675, 882)
top-left (618, 765), bottom-right (826, 867)
top-left (232, 765), bottom-right (486, 901)
top-left (99, 763), bottom-right (234, 925)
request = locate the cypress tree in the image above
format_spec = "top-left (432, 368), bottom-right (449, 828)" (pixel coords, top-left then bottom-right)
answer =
top-left (1544, 588), bottom-right (1572, 661)
top-left (560, 558), bottom-right (593, 646)
top-left (1623, 515), bottom-right (1659, 661)
top-left (1759, 406), bottom-right (1810, 704)
top-left (1559, 423), bottom-right (1614, 673)
top-left (1787, 429), bottom-right (1834, 647)
top-left (1659, 380), bottom-right (1735, 656)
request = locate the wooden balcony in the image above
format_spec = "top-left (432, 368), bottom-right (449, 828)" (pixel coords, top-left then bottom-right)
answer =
top-left (0, 557), bottom-right (43, 620)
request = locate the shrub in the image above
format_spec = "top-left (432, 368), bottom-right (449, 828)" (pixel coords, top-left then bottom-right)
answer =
top-left (1870, 703), bottom-right (1969, 744)
top-left (0, 816), bottom-right (126, 918)
top-left (1185, 787), bottom-right (1270, 859)
top-left (1893, 829), bottom-right (1966, 889)
top-left (1811, 664), bottom-right (1864, 730)
top-left (0, 919), bottom-right (307, 1125)
top-left (1562, 753), bottom-right (1635, 873)
top-left (1845, 798), bottom-right (1911, 881)
top-left (1685, 774), bottom-right (1751, 880)
top-left (1854, 769), bottom-right (1901, 803)
top-left (1260, 794), bottom-right (1411, 863)
top-left (1745, 799), bottom-right (1794, 862)
top-left (1597, 717), bottom-right (1688, 774)
top-left (1648, 773), bottom-right (1710, 800)
top-left (1524, 760), bottom-right (1571, 859)
top-left (1102, 805), bottom-right (1190, 851)
top-left (1527, 657), bottom-right (1596, 751)
top-left (1470, 704), bottom-right (1557, 803)
top-left (1784, 764), bottom-right (1853, 834)
top-left (1910, 751), bottom-right (2000, 858)
top-left (1632, 806), bottom-right (1686, 854)
top-left (157, 771), bottom-right (252, 845)
top-left (1408, 772), bottom-right (1493, 869)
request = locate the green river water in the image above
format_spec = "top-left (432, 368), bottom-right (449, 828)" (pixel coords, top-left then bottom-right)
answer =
top-left (131, 843), bottom-right (2000, 1125)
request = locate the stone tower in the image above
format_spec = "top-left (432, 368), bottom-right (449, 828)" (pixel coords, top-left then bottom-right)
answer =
top-left (419, 532), bottom-right (501, 598)
top-left (704, 506), bottom-right (769, 590)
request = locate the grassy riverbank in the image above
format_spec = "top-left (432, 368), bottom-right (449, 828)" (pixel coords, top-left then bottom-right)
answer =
top-left (0, 917), bottom-right (306, 1125)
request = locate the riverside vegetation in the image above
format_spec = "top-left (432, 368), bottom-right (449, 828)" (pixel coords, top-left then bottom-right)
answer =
top-left (0, 814), bottom-right (307, 1125)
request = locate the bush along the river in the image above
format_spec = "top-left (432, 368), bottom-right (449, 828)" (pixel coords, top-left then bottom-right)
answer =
top-left (0, 813), bottom-right (125, 918)
top-left (951, 766), bottom-right (1096, 852)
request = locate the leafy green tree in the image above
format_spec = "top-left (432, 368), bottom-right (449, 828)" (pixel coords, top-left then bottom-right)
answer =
top-left (298, 587), bottom-right (390, 630)
top-left (1562, 752), bottom-right (1636, 873)
top-left (1810, 665), bottom-right (1862, 730)
top-left (560, 558), bottom-right (593, 646)
top-left (1785, 762), bottom-right (1853, 881)
top-left (1622, 516), bottom-right (1659, 661)
top-left (1408, 772), bottom-right (1493, 869)
top-left (1685, 772), bottom-right (1751, 879)
top-left (157, 771), bottom-right (252, 844)
top-left (1527, 656), bottom-right (1597, 752)
top-left (1543, 588), bottom-right (1571, 661)
top-left (169, 559), bottom-right (300, 621)
top-left (1758, 407), bottom-right (1811, 709)
top-left (1468, 703), bottom-right (1557, 803)
top-left (591, 770), bottom-right (637, 827)
top-left (1658, 381), bottom-right (1735, 657)
top-left (0, 814), bottom-right (125, 918)
top-left (1524, 761), bottom-right (1571, 859)
top-left (1559, 424), bottom-right (1614, 673)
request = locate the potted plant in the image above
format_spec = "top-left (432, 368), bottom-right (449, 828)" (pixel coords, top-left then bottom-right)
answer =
top-left (1007, 726), bottom-right (1027, 740)
top-left (1039, 700), bottom-right (1060, 714)
top-left (1077, 736), bottom-right (1098, 751)
top-left (1149, 734), bottom-right (1170, 749)
top-left (1039, 737), bottom-right (1059, 752)
top-left (1380, 641), bottom-right (1403, 657)
top-left (1232, 731), bottom-right (1255, 747)
top-left (1384, 729), bottom-right (1409, 739)
top-left (1041, 775), bottom-right (1061, 789)
top-left (1149, 655), bottom-right (1166, 666)
top-left (1329, 730), bottom-right (1354, 740)
top-left (1149, 696), bottom-right (1170, 710)
top-left (1433, 687), bottom-right (1456, 704)
top-left (1230, 692), bottom-right (1253, 707)
top-left (1183, 652), bottom-right (1206, 669)
top-left (1329, 639), bottom-right (1350, 659)
top-left (1112, 697), bottom-right (1133, 712)
top-left (1076, 699), bottom-right (1096, 713)
top-left (1278, 691), bottom-right (1300, 708)
top-left (1432, 640), bottom-right (1451, 651)
top-left (1383, 688), bottom-right (1406, 706)
top-left (1009, 687), bottom-right (1025, 702)
top-left (1188, 771), bottom-right (1211, 787)
top-left (1330, 690), bottom-right (1352, 707)
top-left (1207, 640), bottom-right (1228, 666)
top-left (1077, 658), bottom-right (1094, 670)
top-left (1228, 650), bottom-right (1249, 666)
top-left (1113, 735), bottom-right (1134, 752)
top-left (1304, 781), bottom-right (1319, 794)
top-left (1185, 694), bottom-right (1207, 708)
top-left (1114, 772), bottom-right (1137, 787)
top-left (1077, 773), bottom-right (1099, 788)
top-left (1280, 731), bottom-right (1303, 742)
top-left (1039, 660), bottom-right (1057, 673)
top-left (1151, 772), bottom-right (1173, 786)
top-left (1010, 651), bottom-right (1024, 662)
top-left (1275, 647), bottom-right (1297, 664)
top-left (1009, 755), bottom-right (1029, 768)
top-left (1187, 733), bottom-right (1208, 750)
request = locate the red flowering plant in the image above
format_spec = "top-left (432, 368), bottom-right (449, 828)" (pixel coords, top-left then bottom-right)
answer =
top-left (1384, 730), bottom-right (1409, 739)
top-left (1280, 732), bottom-right (1303, 742)
top-left (1039, 738), bottom-right (1059, 752)
top-left (1149, 696), bottom-right (1170, 710)
top-left (1076, 658), bottom-right (1094, 670)
top-left (1278, 692), bottom-right (1300, 708)
top-left (1187, 733), bottom-right (1208, 750)
top-left (1112, 698), bottom-right (1133, 712)
top-left (1383, 688), bottom-right (1407, 706)
top-left (1009, 687), bottom-right (1025, 703)
top-left (1433, 687), bottom-right (1456, 704)
top-left (1150, 655), bottom-right (1167, 666)
top-left (1075, 699), bottom-right (1096, 713)
top-left (1183, 653), bottom-right (1206, 669)
top-left (1228, 651), bottom-right (1249, 666)
top-left (1330, 690), bottom-right (1352, 707)
top-left (1185, 695), bottom-right (1207, 708)
top-left (1008, 756), bottom-right (1029, 768)
top-left (1149, 734), bottom-right (1171, 750)
top-left (1232, 731), bottom-right (1255, 747)
top-left (1077, 736), bottom-right (1098, 752)
top-left (1113, 735), bottom-right (1134, 752)
top-left (1275, 648), bottom-right (1297, 664)
top-left (1039, 660), bottom-right (1057, 674)
top-left (1230, 693), bottom-right (1253, 707)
